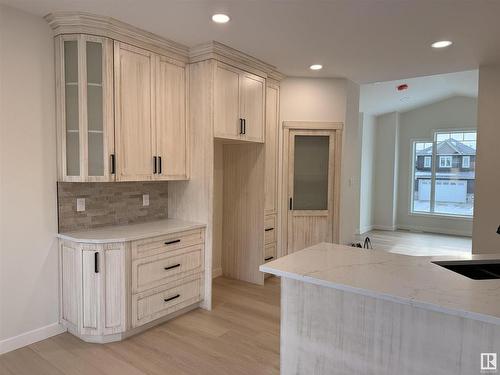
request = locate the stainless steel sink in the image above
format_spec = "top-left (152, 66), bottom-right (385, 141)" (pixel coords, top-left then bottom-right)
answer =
top-left (432, 260), bottom-right (500, 280)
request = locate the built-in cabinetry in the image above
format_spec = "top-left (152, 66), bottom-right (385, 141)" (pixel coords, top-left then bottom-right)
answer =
top-left (263, 82), bottom-right (280, 265)
top-left (214, 63), bottom-right (265, 142)
top-left (59, 221), bottom-right (205, 343)
top-left (52, 19), bottom-right (188, 182)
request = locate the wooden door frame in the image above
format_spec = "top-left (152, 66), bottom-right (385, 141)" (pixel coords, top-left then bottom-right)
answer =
top-left (281, 121), bottom-right (343, 256)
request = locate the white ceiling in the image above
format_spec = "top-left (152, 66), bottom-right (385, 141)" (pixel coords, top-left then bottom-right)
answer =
top-left (360, 70), bottom-right (478, 116)
top-left (2, 0), bottom-right (500, 83)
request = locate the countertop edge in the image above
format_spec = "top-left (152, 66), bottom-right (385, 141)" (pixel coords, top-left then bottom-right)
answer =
top-left (57, 221), bottom-right (206, 243)
top-left (260, 264), bottom-right (500, 326)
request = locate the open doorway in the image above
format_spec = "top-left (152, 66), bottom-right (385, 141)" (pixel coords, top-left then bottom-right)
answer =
top-left (358, 70), bottom-right (478, 256)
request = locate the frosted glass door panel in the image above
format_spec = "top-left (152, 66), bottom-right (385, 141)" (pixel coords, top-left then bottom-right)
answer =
top-left (86, 41), bottom-right (104, 176)
top-left (293, 135), bottom-right (329, 210)
top-left (64, 40), bottom-right (80, 176)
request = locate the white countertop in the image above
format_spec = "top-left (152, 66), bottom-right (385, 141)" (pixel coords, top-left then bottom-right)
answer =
top-left (260, 243), bottom-right (500, 325)
top-left (57, 219), bottom-right (206, 243)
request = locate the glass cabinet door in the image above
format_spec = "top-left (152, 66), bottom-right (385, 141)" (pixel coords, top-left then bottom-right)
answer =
top-left (58, 35), bottom-right (113, 181)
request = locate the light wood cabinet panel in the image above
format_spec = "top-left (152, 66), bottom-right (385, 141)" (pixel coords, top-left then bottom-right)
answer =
top-left (214, 64), bottom-right (240, 139)
top-left (240, 74), bottom-right (265, 142)
top-left (60, 241), bottom-right (79, 326)
top-left (155, 56), bottom-right (188, 180)
top-left (114, 41), bottom-right (154, 181)
top-left (81, 249), bottom-right (100, 334)
top-left (103, 245), bottom-right (126, 334)
top-left (214, 62), bottom-right (265, 142)
top-left (265, 85), bottom-right (279, 214)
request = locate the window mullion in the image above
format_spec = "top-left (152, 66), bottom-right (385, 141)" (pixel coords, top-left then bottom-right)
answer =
top-left (430, 140), bottom-right (437, 213)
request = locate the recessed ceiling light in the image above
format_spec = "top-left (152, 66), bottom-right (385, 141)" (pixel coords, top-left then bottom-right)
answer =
top-left (212, 14), bottom-right (230, 24)
top-left (431, 40), bottom-right (453, 49)
top-left (309, 64), bottom-right (323, 71)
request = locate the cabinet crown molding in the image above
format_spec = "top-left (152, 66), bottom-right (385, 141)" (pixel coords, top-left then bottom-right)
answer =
top-left (190, 41), bottom-right (285, 80)
top-left (45, 11), bottom-right (189, 63)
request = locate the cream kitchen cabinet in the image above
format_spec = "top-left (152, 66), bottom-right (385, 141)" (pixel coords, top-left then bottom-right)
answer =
top-left (114, 42), bottom-right (189, 181)
top-left (55, 34), bottom-right (115, 182)
top-left (58, 220), bottom-right (205, 343)
top-left (214, 62), bottom-right (265, 143)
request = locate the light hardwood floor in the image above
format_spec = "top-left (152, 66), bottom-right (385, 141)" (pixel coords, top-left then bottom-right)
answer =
top-left (0, 277), bottom-right (280, 375)
top-left (356, 229), bottom-right (472, 256)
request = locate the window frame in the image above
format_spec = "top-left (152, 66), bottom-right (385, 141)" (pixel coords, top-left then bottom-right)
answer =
top-left (423, 156), bottom-right (432, 168)
top-left (439, 155), bottom-right (452, 168)
top-left (409, 129), bottom-right (476, 220)
top-left (462, 155), bottom-right (470, 168)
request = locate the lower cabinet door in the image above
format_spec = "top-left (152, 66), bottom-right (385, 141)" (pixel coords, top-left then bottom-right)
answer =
top-left (81, 249), bottom-right (101, 335)
top-left (132, 276), bottom-right (202, 328)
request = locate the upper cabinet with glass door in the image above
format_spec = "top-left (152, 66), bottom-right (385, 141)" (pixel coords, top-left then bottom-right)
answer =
top-left (55, 34), bottom-right (114, 182)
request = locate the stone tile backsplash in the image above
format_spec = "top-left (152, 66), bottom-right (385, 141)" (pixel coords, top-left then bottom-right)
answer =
top-left (57, 182), bottom-right (169, 232)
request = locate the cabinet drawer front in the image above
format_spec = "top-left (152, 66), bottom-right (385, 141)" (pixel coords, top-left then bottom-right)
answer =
top-left (131, 229), bottom-right (204, 259)
top-left (132, 277), bottom-right (202, 327)
top-left (264, 243), bottom-right (277, 263)
top-left (264, 215), bottom-right (277, 245)
top-left (132, 244), bottom-right (203, 293)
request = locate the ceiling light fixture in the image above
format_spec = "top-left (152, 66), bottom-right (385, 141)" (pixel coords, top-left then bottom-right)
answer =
top-left (309, 64), bottom-right (323, 71)
top-left (212, 13), bottom-right (230, 24)
top-left (431, 40), bottom-right (453, 49)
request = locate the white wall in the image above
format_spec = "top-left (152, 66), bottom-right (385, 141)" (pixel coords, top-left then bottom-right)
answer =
top-left (0, 5), bottom-right (62, 352)
top-left (473, 65), bottom-right (500, 253)
top-left (397, 96), bottom-right (477, 236)
top-left (373, 112), bottom-right (400, 230)
top-left (359, 113), bottom-right (376, 233)
top-left (280, 77), bottom-right (361, 244)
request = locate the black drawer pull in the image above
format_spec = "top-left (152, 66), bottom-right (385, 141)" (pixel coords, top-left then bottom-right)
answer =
top-left (164, 239), bottom-right (181, 245)
top-left (265, 256), bottom-right (274, 261)
top-left (94, 252), bottom-right (99, 273)
top-left (164, 294), bottom-right (180, 303)
top-left (164, 263), bottom-right (181, 271)
top-left (265, 227), bottom-right (274, 232)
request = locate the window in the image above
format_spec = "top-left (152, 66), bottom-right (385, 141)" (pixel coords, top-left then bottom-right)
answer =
top-left (439, 156), bottom-right (452, 168)
top-left (424, 156), bottom-right (431, 168)
top-left (462, 156), bottom-right (470, 168)
top-left (411, 131), bottom-right (476, 217)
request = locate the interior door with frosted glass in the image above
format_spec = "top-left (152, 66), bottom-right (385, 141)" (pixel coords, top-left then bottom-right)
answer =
top-left (287, 130), bottom-right (335, 253)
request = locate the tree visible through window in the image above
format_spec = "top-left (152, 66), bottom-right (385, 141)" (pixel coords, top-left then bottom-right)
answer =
top-left (411, 131), bottom-right (476, 217)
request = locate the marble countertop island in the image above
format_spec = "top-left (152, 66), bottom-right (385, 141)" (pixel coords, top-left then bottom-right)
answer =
top-left (260, 242), bottom-right (500, 325)
top-left (57, 218), bottom-right (206, 243)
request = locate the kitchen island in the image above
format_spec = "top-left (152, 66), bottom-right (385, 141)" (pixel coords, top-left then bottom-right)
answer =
top-left (260, 243), bottom-right (500, 375)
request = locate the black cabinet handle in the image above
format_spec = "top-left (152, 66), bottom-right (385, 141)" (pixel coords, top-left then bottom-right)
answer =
top-left (153, 156), bottom-right (157, 174)
top-left (158, 156), bottom-right (162, 174)
top-left (164, 294), bottom-right (180, 303)
top-left (110, 154), bottom-right (115, 174)
top-left (289, 197), bottom-right (293, 210)
top-left (265, 227), bottom-right (274, 232)
top-left (239, 118), bottom-right (244, 134)
top-left (243, 119), bottom-right (246, 134)
top-left (94, 252), bottom-right (99, 273)
top-left (164, 263), bottom-right (181, 271)
top-left (164, 239), bottom-right (181, 245)
top-left (265, 256), bottom-right (274, 261)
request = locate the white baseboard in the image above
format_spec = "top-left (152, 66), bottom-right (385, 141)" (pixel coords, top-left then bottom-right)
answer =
top-left (358, 225), bottom-right (374, 234)
top-left (0, 322), bottom-right (66, 354)
top-left (372, 225), bottom-right (397, 231)
top-left (212, 267), bottom-right (223, 279)
top-left (397, 224), bottom-right (472, 237)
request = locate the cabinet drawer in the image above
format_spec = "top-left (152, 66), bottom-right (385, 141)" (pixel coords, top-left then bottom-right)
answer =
top-left (264, 215), bottom-right (277, 245)
top-left (132, 244), bottom-right (204, 293)
top-left (132, 276), bottom-right (202, 328)
top-left (131, 228), bottom-right (204, 259)
top-left (264, 243), bottom-right (277, 263)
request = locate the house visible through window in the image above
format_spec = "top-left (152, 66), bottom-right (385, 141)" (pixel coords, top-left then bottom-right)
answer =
top-left (411, 130), bottom-right (476, 217)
